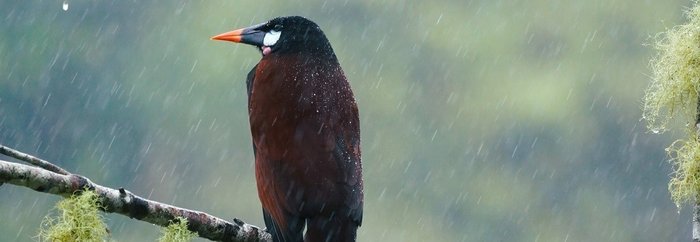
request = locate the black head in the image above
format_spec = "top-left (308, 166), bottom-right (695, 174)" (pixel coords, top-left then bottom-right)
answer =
top-left (212, 16), bottom-right (334, 57)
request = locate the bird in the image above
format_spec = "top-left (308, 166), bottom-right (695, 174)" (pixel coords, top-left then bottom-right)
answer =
top-left (211, 16), bottom-right (363, 242)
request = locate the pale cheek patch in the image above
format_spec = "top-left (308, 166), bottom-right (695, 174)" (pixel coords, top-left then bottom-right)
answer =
top-left (263, 30), bottom-right (281, 46)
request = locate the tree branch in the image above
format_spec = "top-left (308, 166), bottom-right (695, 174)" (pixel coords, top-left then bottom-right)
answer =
top-left (0, 144), bottom-right (70, 175)
top-left (0, 156), bottom-right (271, 242)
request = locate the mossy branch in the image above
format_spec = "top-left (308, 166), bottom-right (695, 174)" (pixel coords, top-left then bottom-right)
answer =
top-left (644, 1), bottom-right (700, 240)
top-left (666, 138), bottom-right (700, 206)
top-left (644, 2), bottom-right (700, 133)
top-left (644, 0), bottom-right (700, 208)
top-left (158, 217), bottom-right (198, 242)
top-left (0, 144), bottom-right (271, 242)
top-left (38, 190), bottom-right (109, 242)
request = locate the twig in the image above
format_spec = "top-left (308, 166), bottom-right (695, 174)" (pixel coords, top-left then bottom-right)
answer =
top-left (0, 144), bottom-right (69, 175)
top-left (0, 159), bottom-right (271, 242)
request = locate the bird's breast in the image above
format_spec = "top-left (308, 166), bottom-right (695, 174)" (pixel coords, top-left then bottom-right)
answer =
top-left (248, 55), bottom-right (340, 160)
top-left (248, 53), bottom-right (362, 218)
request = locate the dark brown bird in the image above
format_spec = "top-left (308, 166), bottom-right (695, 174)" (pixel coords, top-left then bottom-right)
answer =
top-left (212, 16), bottom-right (363, 242)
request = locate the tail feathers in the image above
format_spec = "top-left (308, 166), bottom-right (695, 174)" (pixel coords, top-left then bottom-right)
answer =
top-left (304, 216), bottom-right (359, 242)
top-left (263, 208), bottom-right (304, 242)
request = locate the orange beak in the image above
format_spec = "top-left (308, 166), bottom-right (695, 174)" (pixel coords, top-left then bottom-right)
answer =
top-left (212, 22), bottom-right (267, 47)
top-left (211, 28), bottom-right (244, 43)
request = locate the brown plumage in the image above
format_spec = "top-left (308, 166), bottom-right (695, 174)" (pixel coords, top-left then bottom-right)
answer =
top-left (212, 16), bottom-right (363, 242)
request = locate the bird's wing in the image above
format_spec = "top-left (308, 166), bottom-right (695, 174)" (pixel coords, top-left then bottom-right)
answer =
top-left (246, 63), bottom-right (258, 101)
top-left (333, 133), bottom-right (363, 226)
top-left (246, 64), bottom-right (258, 158)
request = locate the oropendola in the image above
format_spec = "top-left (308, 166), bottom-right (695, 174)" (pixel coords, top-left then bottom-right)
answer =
top-left (212, 16), bottom-right (363, 242)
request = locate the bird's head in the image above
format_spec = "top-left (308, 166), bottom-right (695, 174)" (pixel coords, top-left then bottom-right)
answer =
top-left (211, 16), bottom-right (333, 57)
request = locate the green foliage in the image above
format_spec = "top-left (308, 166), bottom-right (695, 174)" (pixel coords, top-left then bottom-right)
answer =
top-left (644, 1), bottom-right (700, 133)
top-left (157, 217), bottom-right (196, 242)
top-left (37, 190), bottom-right (109, 242)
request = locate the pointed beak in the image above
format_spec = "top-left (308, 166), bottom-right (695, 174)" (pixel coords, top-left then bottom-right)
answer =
top-left (211, 28), bottom-right (244, 43)
top-left (211, 23), bottom-right (266, 46)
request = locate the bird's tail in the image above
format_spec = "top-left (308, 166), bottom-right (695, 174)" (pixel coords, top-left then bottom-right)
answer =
top-left (304, 216), bottom-right (359, 242)
top-left (263, 209), bottom-right (304, 242)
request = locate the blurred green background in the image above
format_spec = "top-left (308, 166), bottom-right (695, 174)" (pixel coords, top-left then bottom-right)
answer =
top-left (0, 0), bottom-right (693, 241)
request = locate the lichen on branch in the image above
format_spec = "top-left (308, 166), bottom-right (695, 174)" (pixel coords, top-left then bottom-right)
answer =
top-left (667, 138), bottom-right (700, 207)
top-left (0, 157), bottom-right (271, 242)
top-left (644, 1), bottom-right (700, 133)
top-left (644, 1), bottom-right (700, 208)
top-left (37, 190), bottom-right (109, 242)
top-left (158, 217), bottom-right (197, 242)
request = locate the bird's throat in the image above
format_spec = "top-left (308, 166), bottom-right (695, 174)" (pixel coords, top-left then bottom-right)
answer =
top-left (262, 46), bottom-right (272, 56)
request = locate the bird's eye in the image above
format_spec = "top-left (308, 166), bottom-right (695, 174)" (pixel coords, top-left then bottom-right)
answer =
top-left (273, 24), bottom-right (283, 31)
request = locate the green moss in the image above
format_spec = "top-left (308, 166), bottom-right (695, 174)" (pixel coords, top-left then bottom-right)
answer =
top-left (37, 190), bottom-right (109, 242)
top-left (667, 138), bottom-right (700, 207)
top-left (157, 217), bottom-right (196, 242)
top-left (644, 1), bottom-right (700, 133)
